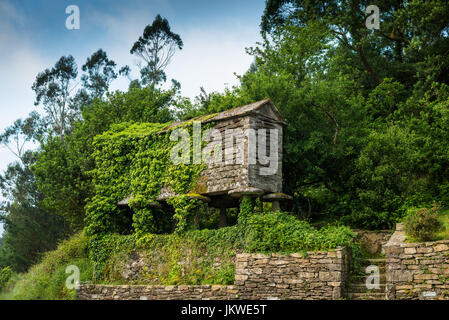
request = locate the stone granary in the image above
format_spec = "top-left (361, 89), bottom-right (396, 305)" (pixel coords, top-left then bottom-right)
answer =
top-left (118, 99), bottom-right (291, 226)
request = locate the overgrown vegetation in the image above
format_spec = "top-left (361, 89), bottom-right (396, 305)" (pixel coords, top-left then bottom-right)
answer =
top-left (404, 203), bottom-right (446, 242)
top-left (0, 211), bottom-right (359, 298)
top-left (85, 120), bottom-right (213, 237)
top-left (0, 233), bottom-right (92, 300)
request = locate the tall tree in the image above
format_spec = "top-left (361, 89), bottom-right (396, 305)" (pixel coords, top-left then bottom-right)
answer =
top-left (0, 151), bottom-right (70, 272)
top-left (0, 111), bottom-right (45, 162)
top-left (80, 49), bottom-right (118, 99)
top-left (32, 55), bottom-right (78, 138)
top-left (130, 14), bottom-right (183, 85)
top-left (71, 49), bottom-right (119, 113)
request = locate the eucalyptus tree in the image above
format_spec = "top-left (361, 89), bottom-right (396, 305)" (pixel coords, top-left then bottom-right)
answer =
top-left (130, 14), bottom-right (183, 86)
top-left (32, 55), bottom-right (78, 138)
top-left (81, 49), bottom-right (118, 99)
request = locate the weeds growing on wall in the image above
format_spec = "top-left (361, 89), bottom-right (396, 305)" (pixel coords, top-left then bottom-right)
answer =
top-left (88, 211), bottom-right (359, 284)
top-left (0, 211), bottom-right (361, 299)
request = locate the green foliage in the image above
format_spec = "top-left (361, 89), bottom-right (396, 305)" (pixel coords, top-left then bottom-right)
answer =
top-left (0, 233), bottom-right (92, 300)
top-left (0, 267), bottom-right (12, 291)
top-left (0, 151), bottom-right (71, 272)
top-left (244, 212), bottom-right (356, 253)
top-left (404, 203), bottom-right (445, 242)
top-left (85, 120), bottom-right (210, 236)
top-left (90, 211), bottom-right (357, 286)
top-left (167, 195), bottom-right (202, 234)
top-left (238, 196), bottom-right (254, 225)
top-left (88, 234), bottom-right (136, 281)
top-left (32, 136), bottom-right (89, 230)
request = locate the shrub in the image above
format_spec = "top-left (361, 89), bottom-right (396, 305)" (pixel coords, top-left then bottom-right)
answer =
top-left (244, 211), bottom-right (357, 253)
top-left (404, 203), bottom-right (444, 241)
top-left (0, 267), bottom-right (12, 291)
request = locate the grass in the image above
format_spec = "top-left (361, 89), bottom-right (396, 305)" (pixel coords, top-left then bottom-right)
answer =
top-left (435, 208), bottom-right (449, 241)
top-left (0, 233), bottom-right (93, 300)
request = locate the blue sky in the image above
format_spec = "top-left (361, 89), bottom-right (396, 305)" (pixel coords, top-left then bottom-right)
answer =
top-left (0, 0), bottom-right (265, 235)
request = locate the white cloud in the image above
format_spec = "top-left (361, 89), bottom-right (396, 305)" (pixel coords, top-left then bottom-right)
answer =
top-left (164, 27), bottom-right (258, 99)
top-left (86, 5), bottom-right (261, 99)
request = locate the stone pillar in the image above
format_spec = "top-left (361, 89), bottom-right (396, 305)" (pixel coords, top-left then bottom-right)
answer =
top-left (228, 187), bottom-right (264, 225)
top-left (219, 207), bottom-right (227, 228)
top-left (272, 201), bottom-right (281, 211)
top-left (261, 193), bottom-right (292, 212)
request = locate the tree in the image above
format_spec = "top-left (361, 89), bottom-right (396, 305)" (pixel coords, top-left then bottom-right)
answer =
top-left (81, 49), bottom-right (118, 98)
top-left (0, 111), bottom-right (46, 162)
top-left (261, 0), bottom-right (449, 90)
top-left (0, 151), bottom-right (70, 272)
top-left (130, 14), bottom-right (183, 85)
top-left (32, 55), bottom-right (78, 138)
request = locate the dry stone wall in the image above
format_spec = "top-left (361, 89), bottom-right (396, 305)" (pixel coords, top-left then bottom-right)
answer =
top-left (235, 250), bottom-right (347, 300)
top-left (77, 249), bottom-right (347, 300)
top-left (77, 284), bottom-right (239, 300)
top-left (385, 223), bottom-right (449, 300)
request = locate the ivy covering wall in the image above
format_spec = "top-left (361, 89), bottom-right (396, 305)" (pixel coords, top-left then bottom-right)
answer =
top-left (84, 121), bottom-right (211, 237)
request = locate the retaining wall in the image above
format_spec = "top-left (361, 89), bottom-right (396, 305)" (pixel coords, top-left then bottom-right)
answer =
top-left (385, 223), bottom-right (449, 300)
top-left (77, 249), bottom-right (347, 300)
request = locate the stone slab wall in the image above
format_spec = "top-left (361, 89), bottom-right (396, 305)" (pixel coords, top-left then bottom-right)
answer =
top-left (77, 249), bottom-right (347, 300)
top-left (385, 223), bottom-right (449, 300)
top-left (77, 284), bottom-right (239, 300)
top-left (235, 250), bottom-right (347, 300)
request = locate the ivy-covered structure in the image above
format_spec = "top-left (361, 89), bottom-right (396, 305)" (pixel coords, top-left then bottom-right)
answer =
top-left (86, 99), bottom-right (291, 236)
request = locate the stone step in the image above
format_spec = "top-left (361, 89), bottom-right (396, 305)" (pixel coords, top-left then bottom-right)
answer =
top-left (363, 258), bottom-right (386, 266)
top-left (350, 273), bottom-right (386, 283)
top-left (346, 283), bottom-right (386, 293)
top-left (346, 292), bottom-right (386, 300)
top-left (360, 264), bottom-right (386, 273)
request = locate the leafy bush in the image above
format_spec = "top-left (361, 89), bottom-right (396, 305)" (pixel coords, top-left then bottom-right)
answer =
top-left (0, 267), bottom-right (12, 291)
top-left (404, 203), bottom-right (444, 241)
top-left (244, 211), bottom-right (357, 253)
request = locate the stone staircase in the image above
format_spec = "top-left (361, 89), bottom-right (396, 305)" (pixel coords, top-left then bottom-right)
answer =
top-left (346, 258), bottom-right (387, 300)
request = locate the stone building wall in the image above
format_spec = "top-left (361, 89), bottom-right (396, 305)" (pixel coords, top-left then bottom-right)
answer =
top-left (77, 249), bottom-right (347, 300)
top-left (200, 116), bottom-right (251, 195)
top-left (385, 223), bottom-right (449, 300)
